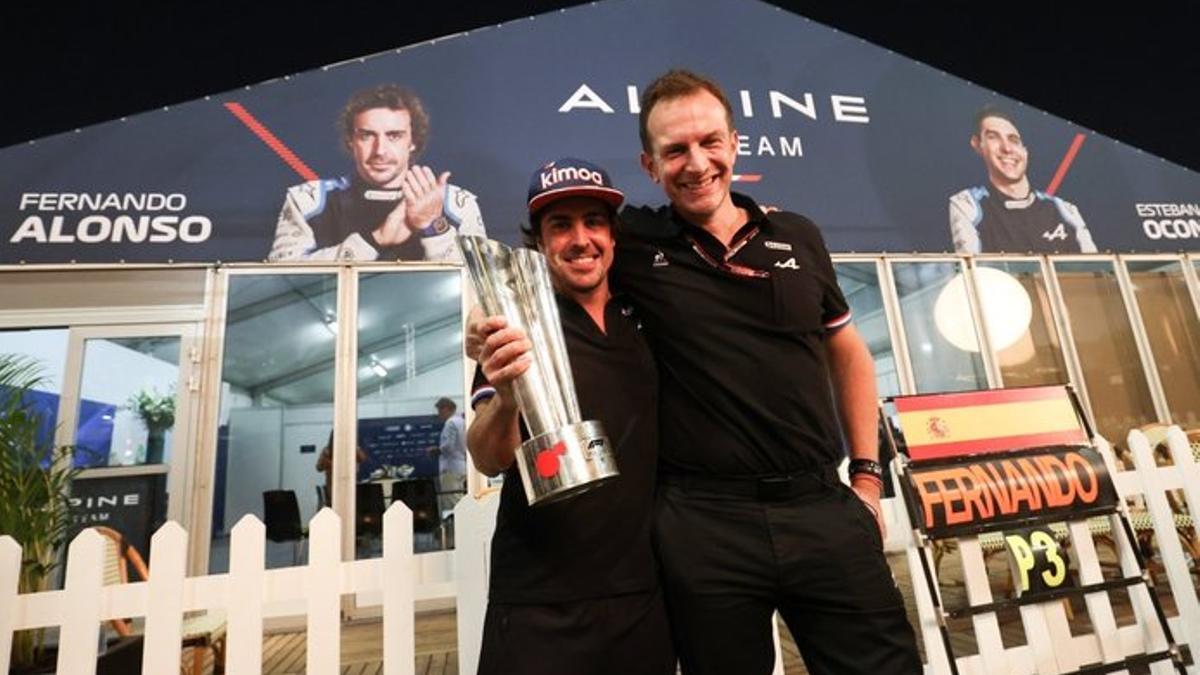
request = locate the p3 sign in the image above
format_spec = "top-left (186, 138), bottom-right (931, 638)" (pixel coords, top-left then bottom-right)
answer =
top-left (1003, 526), bottom-right (1073, 597)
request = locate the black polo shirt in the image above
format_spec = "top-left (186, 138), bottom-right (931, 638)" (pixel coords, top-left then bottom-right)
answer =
top-left (613, 192), bottom-right (850, 476)
top-left (470, 294), bottom-right (659, 604)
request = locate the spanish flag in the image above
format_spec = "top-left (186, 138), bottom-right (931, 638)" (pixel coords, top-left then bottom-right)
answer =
top-left (891, 386), bottom-right (1089, 463)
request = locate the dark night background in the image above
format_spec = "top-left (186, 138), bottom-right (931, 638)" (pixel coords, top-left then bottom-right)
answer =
top-left (2, 2), bottom-right (1197, 174)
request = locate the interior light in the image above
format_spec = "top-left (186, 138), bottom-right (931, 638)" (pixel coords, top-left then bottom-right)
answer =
top-left (934, 267), bottom-right (1033, 352)
top-left (370, 361), bottom-right (388, 378)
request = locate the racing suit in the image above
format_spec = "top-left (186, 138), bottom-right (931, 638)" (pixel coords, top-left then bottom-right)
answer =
top-left (267, 176), bottom-right (486, 262)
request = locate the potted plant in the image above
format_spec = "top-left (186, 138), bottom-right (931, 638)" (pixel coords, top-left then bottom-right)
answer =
top-left (0, 354), bottom-right (79, 672)
top-left (127, 387), bottom-right (174, 464)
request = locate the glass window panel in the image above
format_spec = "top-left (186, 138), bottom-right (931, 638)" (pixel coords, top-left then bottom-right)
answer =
top-left (835, 263), bottom-right (901, 398)
top-left (209, 273), bottom-right (338, 573)
top-left (75, 336), bottom-right (181, 468)
top-left (1126, 259), bottom-right (1200, 428)
top-left (0, 328), bottom-right (69, 449)
top-left (891, 262), bottom-right (988, 393)
top-left (355, 271), bottom-right (464, 557)
top-left (975, 261), bottom-right (1070, 388)
top-left (0, 329), bottom-right (71, 592)
top-left (1053, 260), bottom-right (1157, 445)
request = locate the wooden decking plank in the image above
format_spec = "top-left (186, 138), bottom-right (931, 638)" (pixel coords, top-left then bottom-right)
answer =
top-left (262, 631), bottom-right (301, 667)
top-left (274, 632), bottom-right (308, 674)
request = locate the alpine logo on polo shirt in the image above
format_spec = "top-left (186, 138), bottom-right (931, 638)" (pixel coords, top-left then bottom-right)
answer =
top-left (1042, 224), bottom-right (1069, 243)
top-left (774, 257), bottom-right (799, 270)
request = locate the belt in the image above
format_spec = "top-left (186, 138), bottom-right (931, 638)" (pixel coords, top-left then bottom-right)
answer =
top-left (660, 466), bottom-right (838, 501)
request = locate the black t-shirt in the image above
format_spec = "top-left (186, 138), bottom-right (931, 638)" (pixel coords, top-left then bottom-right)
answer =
top-left (613, 192), bottom-right (850, 476)
top-left (471, 294), bottom-right (659, 603)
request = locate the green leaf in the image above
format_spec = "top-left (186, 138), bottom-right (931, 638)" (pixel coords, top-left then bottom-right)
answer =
top-left (0, 353), bottom-right (82, 665)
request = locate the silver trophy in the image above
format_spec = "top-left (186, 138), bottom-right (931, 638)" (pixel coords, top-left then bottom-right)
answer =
top-left (460, 235), bottom-right (619, 506)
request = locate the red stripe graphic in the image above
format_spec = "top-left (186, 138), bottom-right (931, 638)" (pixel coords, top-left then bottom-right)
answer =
top-left (906, 429), bottom-right (1090, 462)
top-left (893, 385), bottom-right (1069, 413)
top-left (1045, 133), bottom-right (1086, 197)
top-left (733, 174), bottom-right (763, 182)
top-left (224, 102), bottom-right (318, 182)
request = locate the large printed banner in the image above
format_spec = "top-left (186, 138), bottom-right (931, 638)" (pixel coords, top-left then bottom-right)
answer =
top-left (356, 415), bottom-right (442, 480)
top-left (69, 471), bottom-right (168, 560)
top-left (2, 0), bottom-right (1199, 264)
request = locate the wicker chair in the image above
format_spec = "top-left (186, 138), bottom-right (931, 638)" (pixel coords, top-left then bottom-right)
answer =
top-left (94, 526), bottom-right (227, 674)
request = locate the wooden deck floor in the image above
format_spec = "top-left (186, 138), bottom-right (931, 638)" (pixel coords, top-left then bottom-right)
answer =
top-left (183, 546), bottom-right (1188, 674)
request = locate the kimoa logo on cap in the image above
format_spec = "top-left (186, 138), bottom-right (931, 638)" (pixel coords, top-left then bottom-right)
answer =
top-left (540, 164), bottom-right (604, 190)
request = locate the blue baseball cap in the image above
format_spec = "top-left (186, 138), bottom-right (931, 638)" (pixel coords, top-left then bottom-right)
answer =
top-left (527, 157), bottom-right (624, 215)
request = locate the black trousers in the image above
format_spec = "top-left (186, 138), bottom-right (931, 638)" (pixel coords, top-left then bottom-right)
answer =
top-left (477, 588), bottom-right (675, 675)
top-left (654, 479), bottom-right (922, 675)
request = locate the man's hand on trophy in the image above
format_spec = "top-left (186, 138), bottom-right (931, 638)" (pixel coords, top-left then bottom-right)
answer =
top-left (402, 165), bottom-right (450, 232)
top-left (478, 321), bottom-right (532, 402)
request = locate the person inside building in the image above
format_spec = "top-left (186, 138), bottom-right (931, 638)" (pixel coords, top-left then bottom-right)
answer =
top-left (429, 396), bottom-right (467, 512)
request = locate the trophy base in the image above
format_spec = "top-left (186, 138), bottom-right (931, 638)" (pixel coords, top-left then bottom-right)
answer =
top-left (516, 420), bottom-right (619, 506)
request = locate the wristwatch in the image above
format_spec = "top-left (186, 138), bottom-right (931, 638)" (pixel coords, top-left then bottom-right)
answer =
top-left (848, 458), bottom-right (883, 479)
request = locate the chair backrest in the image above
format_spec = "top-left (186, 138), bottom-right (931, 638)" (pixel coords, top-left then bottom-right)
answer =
top-left (93, 526), bottom-right (149, 637)
top-left (392, 478), bottom-right (439, 532)
top-left (315, 484), bottom-right (329, 509)
top-left (1185, 427), bottom-right (1200, 461)
top-left (262, 489), bottom-right (303, 542)
top-left (356, 482), bottom-right (386, 536)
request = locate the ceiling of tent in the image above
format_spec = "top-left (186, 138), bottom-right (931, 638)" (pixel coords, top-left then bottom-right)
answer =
top-left (220, 272), bottom-right (462, 405)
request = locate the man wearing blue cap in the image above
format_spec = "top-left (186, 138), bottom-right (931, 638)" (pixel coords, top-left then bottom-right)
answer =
top-left (467, 158), bottom-right (673, 675)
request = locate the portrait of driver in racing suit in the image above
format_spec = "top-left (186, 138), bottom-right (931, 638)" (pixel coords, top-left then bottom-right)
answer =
top-left (267, 83), bottom-right (485, 262)
top-left (948, 106), bottom-right (1096, 254)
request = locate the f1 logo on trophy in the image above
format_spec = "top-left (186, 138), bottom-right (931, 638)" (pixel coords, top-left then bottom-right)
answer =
top-left (460, 235), bottom-right (619, 505)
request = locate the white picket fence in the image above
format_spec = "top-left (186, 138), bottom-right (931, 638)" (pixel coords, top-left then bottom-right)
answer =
top-left (433, 487), bottom-right (791, 675)
top-left (0, 506), bottom-right (417, 675)
top-left (2, 426), bottom-right (1198, 675)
